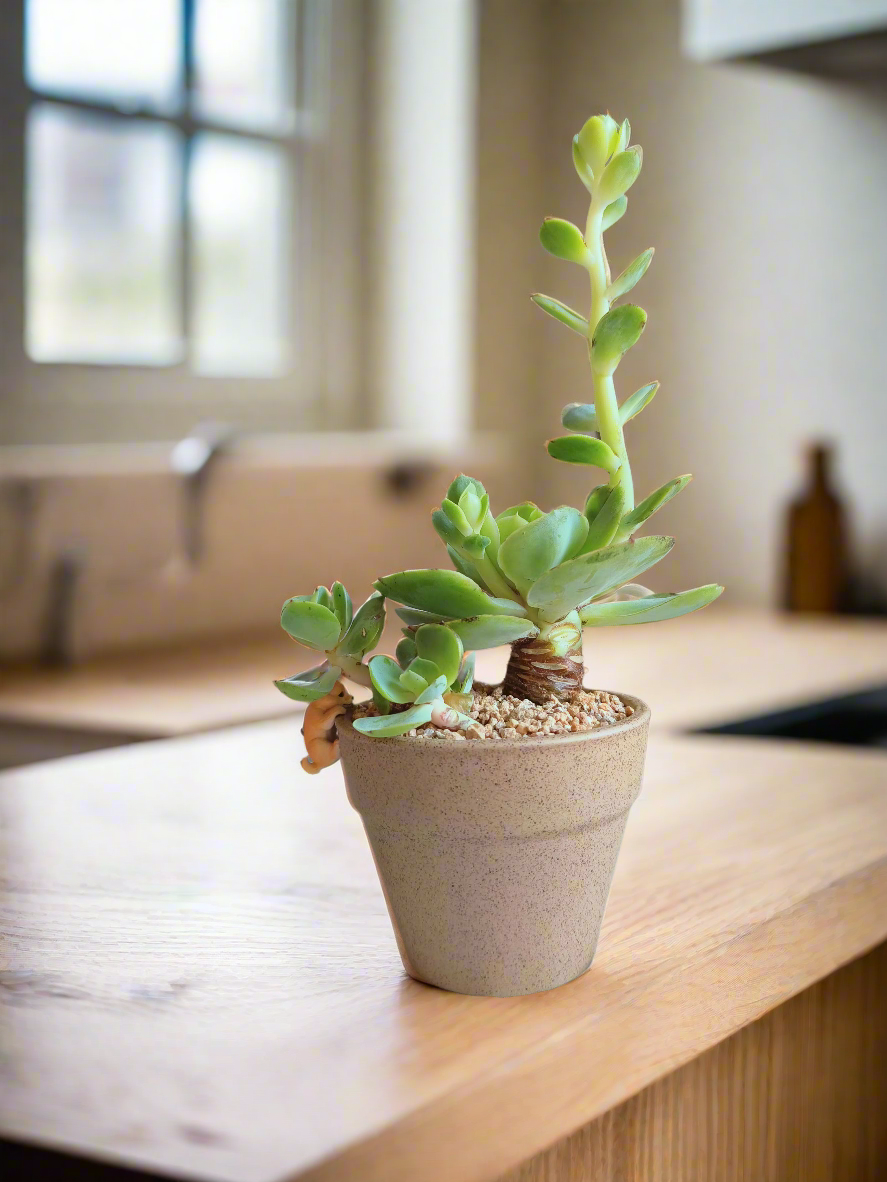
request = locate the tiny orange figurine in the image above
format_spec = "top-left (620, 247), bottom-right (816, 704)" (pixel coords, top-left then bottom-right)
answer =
top-left (300, 681), bottom-right (353, 774)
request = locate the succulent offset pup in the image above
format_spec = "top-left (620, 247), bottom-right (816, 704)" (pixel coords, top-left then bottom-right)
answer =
top-left (277, 113), bottom-right (723, 768)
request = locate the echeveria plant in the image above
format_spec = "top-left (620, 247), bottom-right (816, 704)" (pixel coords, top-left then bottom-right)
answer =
top-left (277, 114), bottom-right (723, 749)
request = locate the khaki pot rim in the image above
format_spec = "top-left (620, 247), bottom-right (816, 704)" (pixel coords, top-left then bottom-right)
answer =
top-left (338, 689), bottom-right (650, 751)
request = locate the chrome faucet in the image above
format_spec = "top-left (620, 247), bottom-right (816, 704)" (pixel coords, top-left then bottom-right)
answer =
top-left (169, 422), bottom-right (233, 565)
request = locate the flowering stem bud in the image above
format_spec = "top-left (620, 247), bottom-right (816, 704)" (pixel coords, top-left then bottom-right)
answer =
top-left (585, 206), bottom-right (634, 510)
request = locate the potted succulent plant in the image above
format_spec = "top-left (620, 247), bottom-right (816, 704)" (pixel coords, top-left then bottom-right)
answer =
top-left (275, 114), bottom-right (723, 997)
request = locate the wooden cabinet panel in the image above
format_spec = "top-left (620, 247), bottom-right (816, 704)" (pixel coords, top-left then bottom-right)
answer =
top-left (500, 941), bottom-right (887, 1182)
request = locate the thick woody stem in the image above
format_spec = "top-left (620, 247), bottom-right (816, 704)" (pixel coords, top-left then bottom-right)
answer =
top-left (502, 615), bottom-right (584, 703)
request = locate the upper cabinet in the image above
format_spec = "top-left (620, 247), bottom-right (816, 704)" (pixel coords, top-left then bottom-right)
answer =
top-left (682, 0), bottom-right (887, 73)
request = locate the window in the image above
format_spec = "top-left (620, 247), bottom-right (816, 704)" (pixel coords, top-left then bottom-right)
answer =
top-left (1, 0), bottom-right (362, 444)
top-left (26, 0), bottom-right (294, 374)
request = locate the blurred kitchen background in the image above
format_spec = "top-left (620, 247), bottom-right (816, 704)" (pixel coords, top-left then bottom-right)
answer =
top-left (1, 0), bottom-right (887, 751)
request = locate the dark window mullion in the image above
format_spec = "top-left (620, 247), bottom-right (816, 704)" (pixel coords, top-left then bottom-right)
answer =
top-left (180, 0), bottom-right (197, 362)
top-left (23, 91), bottom-right (187, 128)
top-left (24, 89), bottom-right (296, 146)
top-left (183, 0), bottom-right (197, 107)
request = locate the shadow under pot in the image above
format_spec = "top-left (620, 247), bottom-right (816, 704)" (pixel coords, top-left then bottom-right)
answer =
top-left (337, 693), bottom-right (650, 997)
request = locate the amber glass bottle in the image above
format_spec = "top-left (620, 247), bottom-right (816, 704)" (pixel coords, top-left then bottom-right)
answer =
top-left (784, 443), bottom-right (849, 613)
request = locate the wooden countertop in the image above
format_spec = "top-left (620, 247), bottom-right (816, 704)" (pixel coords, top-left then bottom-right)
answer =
top-left (2, 719), bottom-right (887, 1182)
top-left (2, 607), bottom-right (887, 738)
top-left (3, 608), bottom-right (887, 1178)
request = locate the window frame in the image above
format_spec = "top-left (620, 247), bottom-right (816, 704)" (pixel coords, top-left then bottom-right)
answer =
top-left (0, 0), bottom-right (364, 445)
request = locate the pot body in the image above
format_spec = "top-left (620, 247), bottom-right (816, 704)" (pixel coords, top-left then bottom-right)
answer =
top-left (337, 693), bottom-right (649, 997)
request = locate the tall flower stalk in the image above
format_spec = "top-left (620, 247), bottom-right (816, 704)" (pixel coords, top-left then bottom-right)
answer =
top-left (583, 152), bottom-right (636, 514)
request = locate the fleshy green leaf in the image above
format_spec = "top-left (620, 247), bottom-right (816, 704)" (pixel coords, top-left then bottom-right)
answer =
top-left (395, 605), bottom-right (450, 627)
top-left (609, 583), bottom-right (656, 600)
top-left (591, 305), bottom-right (647, 375)
top-left (273, 662), bottom-right (342, 703)
top-left (602, 195), bottom-right (628, 231)
top-left (487, 596), bottom-right (530, 617)
top-left (478, 508), bottom-right (500, 559)
top-left (527, 536), bottom-right (675, 621)
top-left (331, 582), bottom-right (353, 634)
top-left (338, 592), bottom-right (386, 658)
top-left (415, 675), bottom-right (448, 704)
top-left (280, 598), bottom-right (342, 651)
top-left (399, 667), bottom-right (431, 696)
top-left (462, 533), bottom-right (491, 560)
top-left (395, 636), bottom-right (417, 668)
top-left (497, 506), bottom-right (589, 587)
top-left (607, 248), bottom-right (654, 303)
top-left (405, 656), bottom-right (441, 685)
top-left (539, 218), bottom-right (588, 264)
top-left (580, 584), bottom-right (724, 626)
top-left (580, 484), bottom-right (627, 553)
top-left (458, 487), bottom-right (485, 529)
top-left (620, 381), bottom-right (659, 424)
top-left (531, 294), bottom-right (589, 336)
top-left (584, 485), bottom-right (609, 521)
top-left (447, 474), bottom-right (486, 504)
top-left (562, 402), bottom-right (597, 432)
top-left (369, 655), bottom-right (415, 704)
top-left (432, 508), bottom-right (462, 548)
top-left (312, 585), bottom-right (334, 612)
top-left (614, 117), bottom-right (630, 154)
top-left (572, 135), bottom-right (594, 193)
top-left (352, 701), bottom-right (435, 737)
top-left (446, 545), bottom-right (486, 588)
top-left (415, 623), bottom-right (463, 686)
top-left (441, 498), bottom-right (472, 535)
top-left (497, 514), bottom-right (527, 544)
top-left (621, 476), bottom-right (692, 534)
top-left (598, 146), bottom-right (642, 204)
top-left (577, 113), bottom-right (618, 176)
top-left (375, 569), bottom-right (513, 619)
top-left (454, 652), bottom-right (476, 694)
top-left (497, 501), bottom-right (544, 524)
top-left (447, 615), bottom-right (538, 650)
top-left (372, 687), bottom-right (392, 715)
top-left (546, 435), bottom-right (621, 473)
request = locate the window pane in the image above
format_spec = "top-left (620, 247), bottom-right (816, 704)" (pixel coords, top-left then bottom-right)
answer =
top-left (189, 134), bottom-right (291, 376)
top-left (193, 0), bottom-right (295, 132)
top-left (26, 0), bottom-right (181, 111)
top-left (26, 104), bottom-right (182, 365)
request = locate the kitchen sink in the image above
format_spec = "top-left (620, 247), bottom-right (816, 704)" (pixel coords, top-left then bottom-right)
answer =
top-left (694, 684), bottom-right (887, 749)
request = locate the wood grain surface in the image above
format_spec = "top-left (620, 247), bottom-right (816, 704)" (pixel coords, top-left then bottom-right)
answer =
top-left (497, 941), bottom-right (887, 1182)
top-left (2, 721), bottom-right (886, 1182)
top-left (1, 607), bottom-right (887, 738)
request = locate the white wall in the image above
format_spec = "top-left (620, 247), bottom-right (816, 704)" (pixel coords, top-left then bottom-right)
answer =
top-left (539, 0), bottom-right (887, 605)
top-left (475, 0), bottom-right (548, 456)
top-left (0, 437), bottom-right (509, 660)
top-left (370, 0), bottom-right (477, 443)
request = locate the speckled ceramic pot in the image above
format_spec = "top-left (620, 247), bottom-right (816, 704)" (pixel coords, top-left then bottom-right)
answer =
top-left (337, 693), bottom-right (650, 997)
